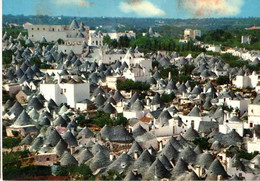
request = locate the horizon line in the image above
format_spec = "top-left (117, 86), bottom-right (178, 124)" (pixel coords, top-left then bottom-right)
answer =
top-left (3, 14), bottom-right (260, 20)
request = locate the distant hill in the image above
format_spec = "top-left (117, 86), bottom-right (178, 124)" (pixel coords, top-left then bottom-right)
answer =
top-left (3, 14), bottom-right (260, 32)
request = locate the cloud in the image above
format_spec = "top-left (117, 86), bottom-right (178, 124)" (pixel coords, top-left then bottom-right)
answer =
top-left (178, 0), bottom-right (244, 17)
top-left (119, 0), bottom-right (165, 17)
top-left (54, 0), bottom-right (94, 8)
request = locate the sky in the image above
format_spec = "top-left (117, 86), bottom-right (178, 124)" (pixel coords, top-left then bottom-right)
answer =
top-left (2, 0), bottom-right (260, 19)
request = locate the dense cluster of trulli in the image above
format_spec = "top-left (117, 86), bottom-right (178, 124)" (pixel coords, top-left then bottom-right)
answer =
top-left (2, 28), bottom-right (260, 180)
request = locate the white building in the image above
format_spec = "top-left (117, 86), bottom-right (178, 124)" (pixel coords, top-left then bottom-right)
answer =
top-left (219, 115), bottom-right (244, 137)
top-left (123, 66), bottom-right (151, 82)
top-left (248, 104), bottom-right (260, 128)
top-left (101, 48), bottom-right (126, 64)
top-left (25, 20), bottom-right (89, 43)
top-left (247, 130), bottom-right (260, 153)
top-left (88, 31), bottom-right (103, 47)
top-left (206, 45), bottom-right (221, 53)
top-left (241, 36), bottom-right (251, 44)
top-left (58, 41), bottom-right (88, 55)
top-left (107, 31), bottom-right (136, 41)
top-left (39, 76), bottom-right (90, 108)
top-left (233, 71), bottom-right (260, 89)
top-left (184, 29), bottom-right (201, 40)
top-left (218, 98), bottom-right (250, 116)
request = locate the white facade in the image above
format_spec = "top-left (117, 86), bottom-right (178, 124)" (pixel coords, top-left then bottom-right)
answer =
top-left (219, 119), bottom-right (244, 137)
top-left (103, 76), bottom-right (125, 90)
top-left (241, 36), bottom-right (251, 44)
top-left (107, 31), bottom-right (136, 41)
top-left (206, 45), bottom-right (221, 53)
top-left (184, 29), bottom-right (201, 40)
top-left (89, 33), bottom-right (103, 47)
top-left (180, 115), bottom-right (211, 131)
top-left (248, 104), bottom-right (260, 128)
top-left (25, 24), bottom-right (89, 42)
top-left (247, 138), bottom-right (260, 153)
top-left (233, 72), bottom-right (260, 89)
top-left (123, 110), bottom-right (149, 120)
top-left (40, 81), bottom-right (90, 108)
top-left (58, 43), bottom-right (85, 55)
top-left (218, 98), bottom-right (250, 116)
top-left (101, 51), bottom-right (125, 64)
top-left (123, 67), bottom-right (151, 82)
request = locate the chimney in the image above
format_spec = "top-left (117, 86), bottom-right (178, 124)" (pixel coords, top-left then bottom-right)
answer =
top-left (168, 72), bottom-right (171, 80)
top-left (46, 73), bottom-right (49, 83)
top-left (70, 146), bottom-right (75, 154)
top-left (196, 166), bottom-right (200, 177)
top-left (159, 141), bottom-right (163, 151)
top-left (58, 74), bottom-right (61, 84)
top-left (53, 110), bottom-right (57, 119)
top-left (128, 128), bottom-right (132, 134)
top-left (146, 98), bottom-right (150, 105)
top-left (109, 153), bottom-right (115, 161)
top-left (134, 151), bottom-right (138, 160)
top-left (133, 170), bottom-right (138, 176)
top-left (148, 146), bottom-right (153, 155)
top-left (217, 175), bottom-right (223, 181)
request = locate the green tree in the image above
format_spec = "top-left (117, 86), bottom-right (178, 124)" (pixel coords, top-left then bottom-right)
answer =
top-left (3, 137), bottom-right (21, 148)
top-left (3, 50), bottom-right (13, 65)
top-left (180, 64), bottom-right (195, 75)
top-left (30, 57), bottom-right (41, 67)
top-left (57, 38), bottom-right (64, 44)
top-left (103, 35), bottom-right (112, 46)
top-left (193, 137), bottom-right (210, 149)
top-left (217, 76), bottom-right (230, 85)
top-left (161, 93), bottom-right (175, 103)
top-left (117, 79), bottom-right (150, 92)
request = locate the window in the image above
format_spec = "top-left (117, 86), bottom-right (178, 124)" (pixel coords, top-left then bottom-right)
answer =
top-left (37, 28), bottom-right (39, 30)
top-left (53, 28), bottom-right (54, 31)
top-left (32, 35), bottom-right (34, 37)
top-left (191, 120), bottom-right (194, 128)
top-left (64, 89), bottom-right (66, 93)
top-left (46, 158), bottom-right (50, 161)
top-left (43, 28), bottom-right (45, 30)
top-left (32, 28), bottom-right (34, 30)
top-left (251, 109), bottom-right (254, 113)
top-left (250, 123), bottom-right (253, 128)
top-left (60, 89), bottom-right (63, 94)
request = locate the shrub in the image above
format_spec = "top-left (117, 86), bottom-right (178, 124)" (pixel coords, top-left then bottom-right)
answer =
top-left (193, 137), bottom-right (210, 150)
top-left (117, 79), bottom-right (150, 92)
top-left (161, 92), bottom-right (175, 103)
top-left (3, 137), bottom-right (21, 148)
top-left (217, 76), bottom-right (230, 85)
top-left (3, 49), bottom-right (13, 65)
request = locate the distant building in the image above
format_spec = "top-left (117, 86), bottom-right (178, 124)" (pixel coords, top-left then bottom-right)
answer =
top-left (241, 36), bottom-right (251, 44)
top-left (107, 31), bottom-right (136, 41)
top-left (89, 30), bottom-right (104, 47)
top-left (88, 30), bottom-right (136, 47)
top-left (206, 45), bottom-right (221, 53)
top-left (184, 29), bottom-right (201, 40)
top-left (24, 19), bottom-right (89, 43)
top-left (245, 26), bottom-right (260, 30)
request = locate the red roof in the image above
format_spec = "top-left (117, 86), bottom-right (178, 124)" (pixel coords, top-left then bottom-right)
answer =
top-left (246, 26), bottom-right (260, 30)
